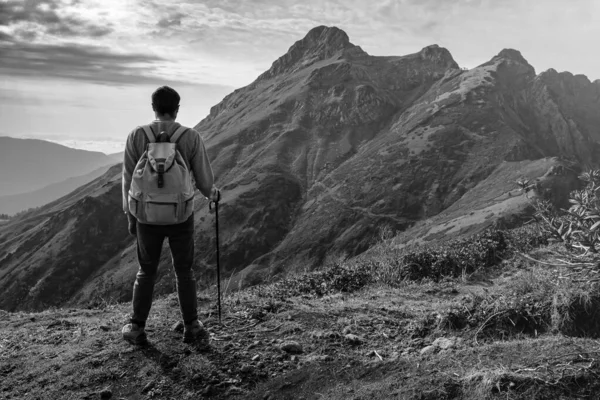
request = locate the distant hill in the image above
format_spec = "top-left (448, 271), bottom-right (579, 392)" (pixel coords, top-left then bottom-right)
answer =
top-left (0, 137), bottom-right (115, 197)
top-left (0, 164), bottom-right (115, 215)
top-left (107, 151), bottom-right (124, 162)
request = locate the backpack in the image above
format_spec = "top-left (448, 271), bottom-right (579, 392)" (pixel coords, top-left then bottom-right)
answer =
top-left (128, 124), bottom-right (195, 225)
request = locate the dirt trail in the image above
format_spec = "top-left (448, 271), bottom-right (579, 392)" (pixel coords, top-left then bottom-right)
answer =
top-left (311, 181), bottom-right (409, 223)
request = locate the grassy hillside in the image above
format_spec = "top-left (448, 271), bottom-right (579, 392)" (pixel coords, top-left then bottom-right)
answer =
top-left (2, 225), bottom-right (600, 399)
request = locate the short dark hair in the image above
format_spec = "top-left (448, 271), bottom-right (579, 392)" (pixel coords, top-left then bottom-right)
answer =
top-left (151, 86), bottom-right (180, 115)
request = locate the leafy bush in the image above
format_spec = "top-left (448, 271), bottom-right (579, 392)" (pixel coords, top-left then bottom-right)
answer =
top-left (400, 230), bottom-right (510, 280)
top-left (529, 170), bottom-right (600, 254)
top-left (507, 223), bottom-right (551, 252)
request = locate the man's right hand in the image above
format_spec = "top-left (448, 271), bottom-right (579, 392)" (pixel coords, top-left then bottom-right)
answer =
top-left (210, 187), bottom-right (221, 203)
top-left (127, 213), bottom-right (137, 236)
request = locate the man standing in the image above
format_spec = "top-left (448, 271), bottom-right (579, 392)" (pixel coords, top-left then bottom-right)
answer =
top-left (121, 86), bottom-right (220, 345)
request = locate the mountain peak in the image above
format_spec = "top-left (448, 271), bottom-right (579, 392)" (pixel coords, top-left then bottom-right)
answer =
top-left (303, 25), bottom-right (350, 47)
top-left (539, 68), bottom-right (591, 82)
top-left (258, 26), bottom-right (366, 80)
top-left (419, 44), bottom-right (459, 69)
top-left (479, 48), bottom-right (535, 82)
top-left (495, 48), bottom-right (530, 65)
top-left (537, 68), bottom-right (599, 95)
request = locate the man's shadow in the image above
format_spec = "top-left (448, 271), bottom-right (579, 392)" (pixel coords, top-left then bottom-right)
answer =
top-left (138, 340), bottom-right (211, 375)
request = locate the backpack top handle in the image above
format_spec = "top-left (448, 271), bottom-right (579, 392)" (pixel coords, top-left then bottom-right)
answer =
top-left (141, 124), bottom-right (188, 145)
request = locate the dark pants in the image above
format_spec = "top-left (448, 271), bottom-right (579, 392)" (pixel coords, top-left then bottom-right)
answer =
top-left (131, 214), bottom-right (197, 327)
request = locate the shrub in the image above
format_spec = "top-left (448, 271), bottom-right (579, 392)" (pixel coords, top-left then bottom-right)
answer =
top-left (528, 170), bottom-right (600, 254)
top-left (464, 262), bottom-right (600, 340)
top-left (369, 227), bottom-right (548, 285)
top-left (264, 261), bottom-right (373, 298)
top-left (402, 230), bottom-right (509, 280)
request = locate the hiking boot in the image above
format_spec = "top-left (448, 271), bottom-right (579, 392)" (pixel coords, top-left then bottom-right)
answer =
top-left (183, 320), bottom-right (209, 344)
top-left (122, 323), bottom-right (147, 345)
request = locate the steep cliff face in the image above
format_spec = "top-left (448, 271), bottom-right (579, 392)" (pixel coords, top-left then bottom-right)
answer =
top-left (1, 27), bottom-right (598, 311)
top-left (522, 69), bottom-right (600, 163)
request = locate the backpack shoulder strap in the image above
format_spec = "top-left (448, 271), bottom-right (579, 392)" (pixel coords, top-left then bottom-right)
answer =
top-left (141, 125), bottom-right (156, 143)
top-left (170, 126), bottom-right (189, 144)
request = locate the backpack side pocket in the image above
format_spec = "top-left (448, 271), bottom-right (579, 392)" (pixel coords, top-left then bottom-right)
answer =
top-left (128, 195), bottom-right (139, 219)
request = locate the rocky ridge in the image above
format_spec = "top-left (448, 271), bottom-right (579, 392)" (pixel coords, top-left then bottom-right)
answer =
top-left (258, 26), bottom-right (367, 81)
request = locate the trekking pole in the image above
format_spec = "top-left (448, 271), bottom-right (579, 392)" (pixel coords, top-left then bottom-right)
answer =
top-left (210, 199), bottom-right (222, 324)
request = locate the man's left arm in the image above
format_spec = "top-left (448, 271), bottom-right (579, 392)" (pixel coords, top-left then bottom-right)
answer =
top-left (122, 130), bottom-right (139, 214)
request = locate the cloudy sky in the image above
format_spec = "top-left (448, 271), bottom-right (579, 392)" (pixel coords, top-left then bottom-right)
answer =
top-left (0, 0), bottom-right (598, 153)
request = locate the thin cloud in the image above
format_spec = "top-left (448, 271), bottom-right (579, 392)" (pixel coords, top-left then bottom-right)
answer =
top-left (157, 12), bottom-right (186, 29)
top-left (0, 0), bottom-right (114, 39)
top-left (0, 32), bottom-right (12, 41)
top-left (0, 0), bottom-right (214, 86)
top-left (0, 37), bottom-right (186, 85)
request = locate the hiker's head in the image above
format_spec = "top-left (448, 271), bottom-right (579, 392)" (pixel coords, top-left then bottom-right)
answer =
top-left (152, 86), bottom-right (180, 120)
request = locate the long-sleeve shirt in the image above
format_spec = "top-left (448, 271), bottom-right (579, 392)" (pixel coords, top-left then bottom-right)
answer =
top-left (121, 120), bottom-right (214, 214)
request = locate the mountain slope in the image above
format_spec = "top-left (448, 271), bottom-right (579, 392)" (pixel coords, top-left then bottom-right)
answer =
top-left (0, 137), bottom-right (116, 197)
top-left (192, 29), bottom-right (596, 282)
top-left (193, 26), bottom-right (462, 278)
top-left (0, 164), bottom-right (130, 311)
top-left (0, 26), bottom-right (599, 311)
top-left (0, 164), bottom-right (115, 215)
